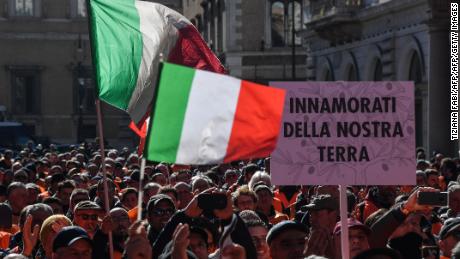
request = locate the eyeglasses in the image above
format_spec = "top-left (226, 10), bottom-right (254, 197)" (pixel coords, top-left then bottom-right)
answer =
top-left (77, 214), bottom-right (98, 221)
top-left (151, 208), bottom-right (175, 216)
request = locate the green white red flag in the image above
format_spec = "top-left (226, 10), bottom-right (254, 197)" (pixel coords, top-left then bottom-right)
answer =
top-left (144, 63), bottom-right (286, 165)
top-left (88, 0), bottom-right (225, 125)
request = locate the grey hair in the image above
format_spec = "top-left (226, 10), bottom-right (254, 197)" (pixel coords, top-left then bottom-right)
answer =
top-left (248, 171), bottom-right (271, 191)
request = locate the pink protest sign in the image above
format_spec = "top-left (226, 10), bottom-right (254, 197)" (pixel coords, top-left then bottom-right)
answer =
top-left (270, 81), bottom-right (415, 185)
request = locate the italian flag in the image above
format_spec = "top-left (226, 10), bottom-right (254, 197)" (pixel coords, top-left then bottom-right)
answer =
top-left (144, 63), bottom-right (286, 165)
top-left (88, 0), bottom-right (225, 124)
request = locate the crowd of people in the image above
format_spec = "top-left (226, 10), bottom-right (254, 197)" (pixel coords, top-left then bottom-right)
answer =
top-left (0, 141), bottom-right (460, 259)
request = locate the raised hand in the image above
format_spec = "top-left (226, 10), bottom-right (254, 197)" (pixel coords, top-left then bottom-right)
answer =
top-left (22, 215), bottom-right (40, 257)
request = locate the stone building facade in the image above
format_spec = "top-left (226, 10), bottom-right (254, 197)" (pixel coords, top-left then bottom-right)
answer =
top-left (0, 0), bottom-right (178, 147)
top-left (302, 0), bottom-right (454, 155)
top-left (182, 0), bottom-right (307, 84)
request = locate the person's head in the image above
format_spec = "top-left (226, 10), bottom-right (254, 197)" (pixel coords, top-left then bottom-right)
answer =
top-left (254, 185), bottom-right (274, 212)
top-left (43, 197), bottom-right (64, 215)
top-left (56, 180), bottom-right (76, 207)
top-left (416, 170), bottom-right (427, 186)
top-left (441, 158), bottom-right (458, 183)
top-left (52, 226), bottom-right (92, 259)
top-left (73, 200), bottom-right (102, 237)
top-left (267, 221), bottom-right (308, 259)
top-left (449, 185), bottom-right (460, 216)
top-left (147, 194), bottom-right (176, 231)
top-left (246, 220), bottom-right (270, 259)
top-left (50, 173), bottom-right (66, 192)
top-left (40, 215), bottom-right (72, 258)
top-left (191, 176), bottom-right (212, 193)
top-left (174, 182), bottom-right (193, 209)
top-left (417, 160), bottom-right (430, 171)
top-left (159, 186), bottom-right (179, 208)
top-left (439, 218), bottom-right (460, 257)
top-left (248, 171), bottom-right (271, 191)
top-left (151, 173), bottom-right (167, 186)
top-left (120, 188), bottom-right (138, 210)
top-left (223, 169), bottom-right (239, 187)
top-left (189, 226), bottom-right (209, 259)
top-left (13, 170), bottom-right (28, 184)
top-left (96, 179), bottom-right (116, 207)
top-left (242, 164), bottom-right (259, 184)
top-left (425, 169), bottom-right (440, 189)
top-left (333, 218), bottom-right (371, 258)
top-left (304, 194), bottom-right (339, 231)
top-left (26, 203), bottom-right (54, 230)
top-left (143, 182), bottom-right (161, 204)
top-left (7, 182), bottom-right (28, 214)
top-left (109, 208), bottom-right (130, 239)
top-left (25, 183), bottom-right (40, 205)
top-left (233, 185), bottom-right (257, 212)
top-left (175, 170), bottom-right (192, 184)
top-left (69, 189), bottom-right (90, 213)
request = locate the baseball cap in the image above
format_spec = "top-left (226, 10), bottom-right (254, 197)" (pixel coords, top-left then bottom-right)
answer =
top-left (74, 200), bottom-right (102, 211)
top-left (266, 221), bottom-right (308, 245)
top-left (253, 184), bottom-right (273, 195)
top-left (52, 226), bottom-right (92, 252)
top-left (147, 194), bottom-right (175, 212)
top-left (302, 194), bottom-right (338, 211)
top-left (333, 218), bottom-right (371, 235)
top-left (439, 218), bottom-right (460, 240)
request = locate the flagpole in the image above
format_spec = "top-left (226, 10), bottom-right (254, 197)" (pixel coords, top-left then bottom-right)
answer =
top-left (137, 158), bottom-right (146, 221)
top-left (95, 99), bottom-right (114, 259)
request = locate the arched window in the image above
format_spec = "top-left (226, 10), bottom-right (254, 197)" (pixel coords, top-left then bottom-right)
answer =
top-left (271, 1), bottom-right (285, 47)
top-left (409, 52), bottom-right (422, 83)
top-left (271, 0), bottom-right (302, 47)
top-left (287, 1), bottom-right (302, 45)
top-left (324, 69), bottom-right (333, 81)
top-left (347, 65), bottom-right (357, 81)
top-left (409, 52), bottom-right (424, 147)
top-left (373, 59), bottom-right (382, 81)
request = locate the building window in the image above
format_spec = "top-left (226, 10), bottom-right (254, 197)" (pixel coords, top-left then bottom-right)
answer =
top-left (324, 68), bottom-right (333, 81)
top-left (409, 53), bottom-right (422, 84)
top-left (9, 0), bottom-right (40, 17)
top-left (15, 0), bottom-right (33, 16)
top-left (70, 0), bottom-right (86, 18)
top-left (10, 68), bottom-right (41, 114)
top-left (373, 59), bottom-right (382, 81)
top-left (77, 0), bottom-right (86, 17)
top-left (271, 0), bottom-right (302, 47)
top-left (74, 65), bottom-right (95, 114)
top-left (409, 52), bottom-right (424, 147)
top-left (347, 65), bottom-right (357, 81)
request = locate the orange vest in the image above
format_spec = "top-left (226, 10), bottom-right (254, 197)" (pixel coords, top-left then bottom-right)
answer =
top-left (274, 190), bottom-right (299, 219)
top-left (128, 206), bottom-right (139, 223)
top-left (0, 231), bottom-right (11, 249)
top-left (354, 200), bottom-right (379, 223)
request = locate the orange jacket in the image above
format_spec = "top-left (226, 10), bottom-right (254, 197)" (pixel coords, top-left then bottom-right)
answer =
top-left (354, 200), bottom-right (379, 223)
top-left (0, 231), bottom-right (11, 249)
top-left (274, 190), bottom-right (299, 219)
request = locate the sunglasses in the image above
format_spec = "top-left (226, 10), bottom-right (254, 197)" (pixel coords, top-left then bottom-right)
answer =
top-left (78, 214), bottom-right (98, 221)
top-left (151, 208), bottom-right (175, 216)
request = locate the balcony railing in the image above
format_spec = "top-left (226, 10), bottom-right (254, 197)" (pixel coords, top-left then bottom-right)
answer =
top-left (307, 0), bottom-right (363, 23)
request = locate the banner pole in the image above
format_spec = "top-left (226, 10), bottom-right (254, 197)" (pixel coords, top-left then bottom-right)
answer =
top-left (95, 99), bottom-right (114, 259)
top-left (137, 158), bottom-right (146, 221)
top-left (339, 185), bottom-right (349, 259)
